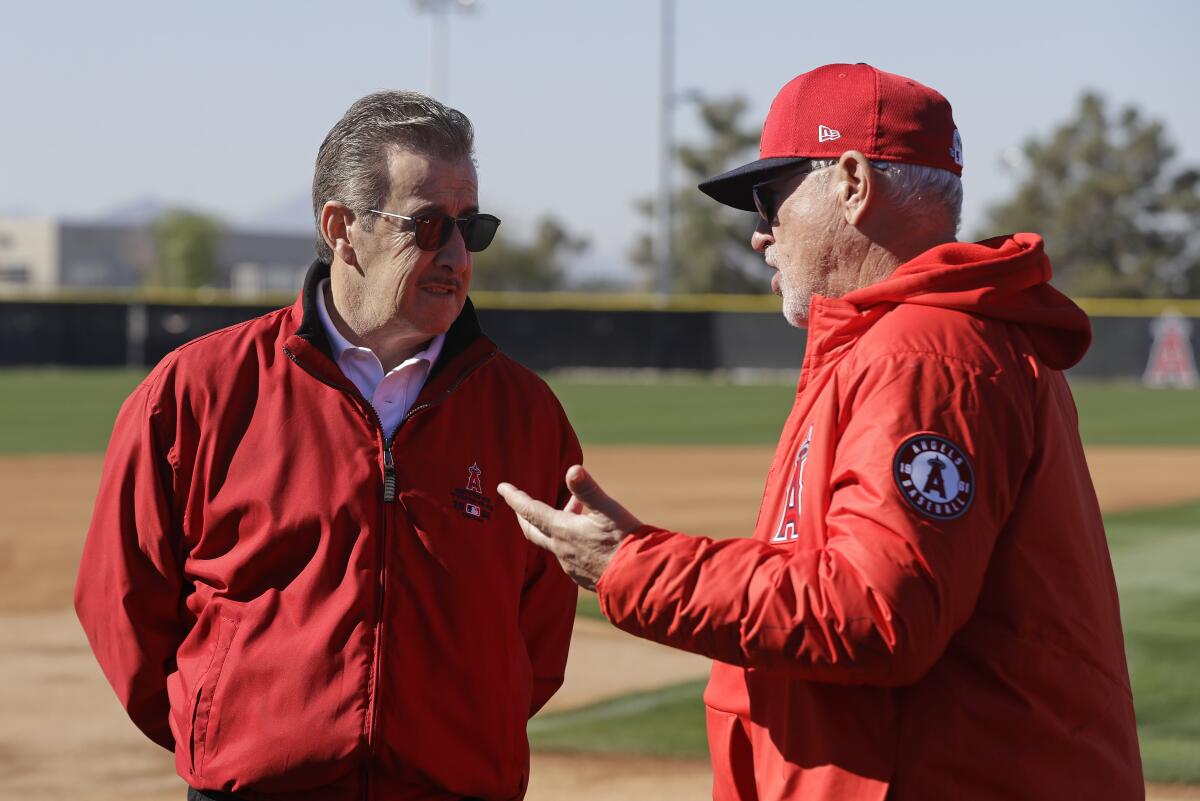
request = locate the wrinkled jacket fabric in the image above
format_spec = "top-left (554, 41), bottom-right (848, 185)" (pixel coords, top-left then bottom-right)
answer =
top-left (597, 235), bottom-right (1143, 800)
top-left (75, 262), bottom-right (581, 801)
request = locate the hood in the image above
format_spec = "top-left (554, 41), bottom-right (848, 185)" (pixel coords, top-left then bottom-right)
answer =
top-left (841, 233), bottom-right (1091, 369)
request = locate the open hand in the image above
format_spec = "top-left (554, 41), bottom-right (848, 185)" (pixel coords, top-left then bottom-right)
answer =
top-left (498, 465), bottom-right (642, 590)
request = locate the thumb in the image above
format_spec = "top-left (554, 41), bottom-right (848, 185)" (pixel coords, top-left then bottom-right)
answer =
top-left (565, 465), bottom-right (607, 508)
top-left (564, 465), bottom-right (642, 531)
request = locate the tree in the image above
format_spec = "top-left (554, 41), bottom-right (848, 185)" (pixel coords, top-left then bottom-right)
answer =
top-left (152, 209), bottom-right (223, 289)
top-left (470, 214), bottom-right (586, 291)
top-left (630, 95), bottom-right (764, 293)
top-left (981, 92), bottom-right (1200, 298)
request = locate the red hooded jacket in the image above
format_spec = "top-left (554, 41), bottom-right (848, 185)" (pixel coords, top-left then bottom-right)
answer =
top-left (597, 235), bottom-right (1143, 800)
top-left (75, 262), bottom-right (581, 801)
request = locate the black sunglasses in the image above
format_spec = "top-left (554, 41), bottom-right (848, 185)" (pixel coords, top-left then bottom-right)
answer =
top-left (368, 209), bottom-right (502, 252)
top-left (751, 162), bottom-right (826, 224)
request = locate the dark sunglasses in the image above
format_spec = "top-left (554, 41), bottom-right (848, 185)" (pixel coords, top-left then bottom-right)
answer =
top-left (368, 209), bottom-right (502, 252)
top-left (751, 162), bottom-right (826, 224)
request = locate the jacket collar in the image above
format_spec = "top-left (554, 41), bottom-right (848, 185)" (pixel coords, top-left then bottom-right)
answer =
top-left (287, 259), bottom-right (494, 388)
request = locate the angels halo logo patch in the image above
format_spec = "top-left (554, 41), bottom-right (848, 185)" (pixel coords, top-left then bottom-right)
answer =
top-left (893, 434), bottom-right (975, 520)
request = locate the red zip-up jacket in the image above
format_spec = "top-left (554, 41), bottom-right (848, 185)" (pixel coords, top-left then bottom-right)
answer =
top-left (597, 235), bottom-right (1143, 800)
top-left (75, 262), bottom-right (581, 801)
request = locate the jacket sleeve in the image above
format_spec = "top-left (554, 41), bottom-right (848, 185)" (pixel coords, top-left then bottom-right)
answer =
top-left (519, 402), bottom-right (582, 716)
top-left (596, 352), bottom-right (1034, 686)
top-left (74, 368), bottom-right (188, 749)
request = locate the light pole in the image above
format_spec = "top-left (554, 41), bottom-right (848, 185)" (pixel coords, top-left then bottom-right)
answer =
top-left (412, 0), bottom-right (478, 100)
top-left (656, 0), bottom-right (675, 300)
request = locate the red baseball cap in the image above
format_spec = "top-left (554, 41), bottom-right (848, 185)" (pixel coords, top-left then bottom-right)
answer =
top-left (699, 63), bottom-right (963, 211)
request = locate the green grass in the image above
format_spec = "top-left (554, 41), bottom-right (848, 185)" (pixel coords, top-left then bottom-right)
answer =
top-left (0, 368), bottom-right (147, 453)
top-left (1106, 501), bottom-right (1200, 783)
top-left (545, 376), bottom-right (795, 445)
top-left (539, 501), bottom-right (1200, 782)
top-left (6, 368), bottom-right (1194, 452)
top-left (529, 679), bottom-right (709, 757)
top-left (576, 593), bottom-right (604, 621)
top-left (1071, 382), bottom-right (1200, 445)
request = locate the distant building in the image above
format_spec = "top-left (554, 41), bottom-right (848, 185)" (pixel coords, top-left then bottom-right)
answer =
top-left (0, 218), bottom-right (315, 295)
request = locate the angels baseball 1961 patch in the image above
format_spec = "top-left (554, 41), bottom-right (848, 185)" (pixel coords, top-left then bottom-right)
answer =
top-left (893, 434), bottom-right (975, 520)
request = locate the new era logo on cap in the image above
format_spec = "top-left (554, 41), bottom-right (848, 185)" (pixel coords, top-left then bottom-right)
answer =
top-left (818, 125), bottom-right (841, 143)
top-left (697, 63), bottom-right (963, 212)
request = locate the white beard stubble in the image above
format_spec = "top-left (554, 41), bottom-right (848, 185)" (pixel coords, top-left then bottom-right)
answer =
top-left (766, 244), bottom-right (813, 329)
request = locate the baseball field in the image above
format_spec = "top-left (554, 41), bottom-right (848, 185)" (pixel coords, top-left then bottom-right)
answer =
top-left (1, 367), bottom-right (1198, 800)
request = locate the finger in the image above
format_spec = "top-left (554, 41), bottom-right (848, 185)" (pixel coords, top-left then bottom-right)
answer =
top-left (497, 482), bottom-right (563, 536)
top-left (511, 511), bottom-right (559, 554)
top-left (563, 495), bottom-right (585, 515)
top-left (564, 465), bottom-right (609, 509)
top-left (564, 465), bottom-right (643, 531)
top-left (497, 482), bottom-right (536, 516)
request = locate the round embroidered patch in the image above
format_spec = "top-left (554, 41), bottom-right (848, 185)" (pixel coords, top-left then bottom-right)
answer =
top-left (893, 434), bottom-right (975, 520)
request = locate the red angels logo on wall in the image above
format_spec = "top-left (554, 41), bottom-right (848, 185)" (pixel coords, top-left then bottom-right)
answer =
top-left (1143, 311), bottom-right (1198, 389)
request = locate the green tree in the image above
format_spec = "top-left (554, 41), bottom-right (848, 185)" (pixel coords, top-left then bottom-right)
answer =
top-left (981, 92), bottom-right (1200, 297)
top-left (152, 209), bottom-right (223, 289)
top-left (470, 214), bottom-right (586, 291)
top-left (631, 95), bottom-right (763, 293)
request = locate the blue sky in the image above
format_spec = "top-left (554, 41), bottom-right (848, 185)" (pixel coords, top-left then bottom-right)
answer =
top-left (2, 0), bottom-right (1197, 285)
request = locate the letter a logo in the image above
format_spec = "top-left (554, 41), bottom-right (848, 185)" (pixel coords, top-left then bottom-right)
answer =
top-left (465, 463), bottom-right (483, 494)
top-left (771, 426), bottom-right (814, 543)
top-left (1144, 311), bottom-right (1198, 388)
top-left (922, 456), bottom-right (948, 499)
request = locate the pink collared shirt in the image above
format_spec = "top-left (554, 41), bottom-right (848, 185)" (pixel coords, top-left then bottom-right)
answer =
top-left (316, 279), bottom-right (445, 440)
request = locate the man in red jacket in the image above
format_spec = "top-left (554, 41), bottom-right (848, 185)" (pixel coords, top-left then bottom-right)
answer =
top-left (76, 91), bottom-right (580, 801)
top-left (499, 64), bottom-right (1144, 799)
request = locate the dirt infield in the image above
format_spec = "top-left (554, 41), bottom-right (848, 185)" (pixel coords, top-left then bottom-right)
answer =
top-left (2, 445), bottom-right (1199, 800)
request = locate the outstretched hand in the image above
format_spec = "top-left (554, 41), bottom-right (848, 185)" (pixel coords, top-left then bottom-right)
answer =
top-left (497, 465), bottom-right (642, 591)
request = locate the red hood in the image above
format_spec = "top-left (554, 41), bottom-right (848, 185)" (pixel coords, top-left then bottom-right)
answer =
top-left (842, 233), bottom-right (1091, 369)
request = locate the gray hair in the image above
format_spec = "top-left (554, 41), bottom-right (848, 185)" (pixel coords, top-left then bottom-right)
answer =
top-left (808, 158), bottom-right (964, 234)
top-left (311, 90), bottom-right (475, 262)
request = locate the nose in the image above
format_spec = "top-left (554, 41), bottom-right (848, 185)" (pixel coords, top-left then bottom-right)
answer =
top-left (750, 218), bottom-right (773, 253)
top-left (437, 221), bottom-right (471, 274)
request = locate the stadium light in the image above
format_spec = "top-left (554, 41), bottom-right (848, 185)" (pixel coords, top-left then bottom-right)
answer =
top-left (412, 0), bottom-right (479, 100)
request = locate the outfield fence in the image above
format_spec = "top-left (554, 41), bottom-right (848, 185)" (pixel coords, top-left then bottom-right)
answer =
top-left (1, 292), bottom-right (1197, 380)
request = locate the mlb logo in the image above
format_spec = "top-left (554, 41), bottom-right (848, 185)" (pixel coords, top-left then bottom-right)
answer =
top-left (465, 503), bottom-right (481, 518)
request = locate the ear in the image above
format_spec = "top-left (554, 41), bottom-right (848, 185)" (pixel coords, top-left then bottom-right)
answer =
top-left (320, 202), bottom-right (358, 267)
top-left (834, 151), bottom-right (875, 227)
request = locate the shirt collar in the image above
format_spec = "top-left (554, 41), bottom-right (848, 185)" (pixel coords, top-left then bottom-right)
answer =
top-left (316, 278), bottom-right (445, 373)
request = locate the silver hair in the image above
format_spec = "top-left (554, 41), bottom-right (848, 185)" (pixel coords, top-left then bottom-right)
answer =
top-left (808, 158), bottom-right (963, 234)
top-left (311, 91), bottom-right (475, 262)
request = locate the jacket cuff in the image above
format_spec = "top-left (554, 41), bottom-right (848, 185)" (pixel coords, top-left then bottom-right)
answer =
top-left (595, 523), bottom-right (664, 624)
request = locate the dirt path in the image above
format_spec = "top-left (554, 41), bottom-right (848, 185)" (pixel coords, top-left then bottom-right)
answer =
top-left (2, 445), bottom-right (1199, 800)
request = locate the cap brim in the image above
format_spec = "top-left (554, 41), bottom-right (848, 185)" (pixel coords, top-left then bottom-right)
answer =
top-left (697, 157), bottom-right (810, 211)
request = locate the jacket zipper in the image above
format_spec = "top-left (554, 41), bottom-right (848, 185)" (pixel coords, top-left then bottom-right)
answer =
top-left (361, 350), bottom-right (495, 769)
top-left (382, 447), bottom-right (396, 503)
top-left (284, 345), bottom-right (495, 800)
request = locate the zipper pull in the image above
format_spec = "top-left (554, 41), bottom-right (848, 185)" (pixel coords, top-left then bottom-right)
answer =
top-left (383, 448), bottom-right (396, 503)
